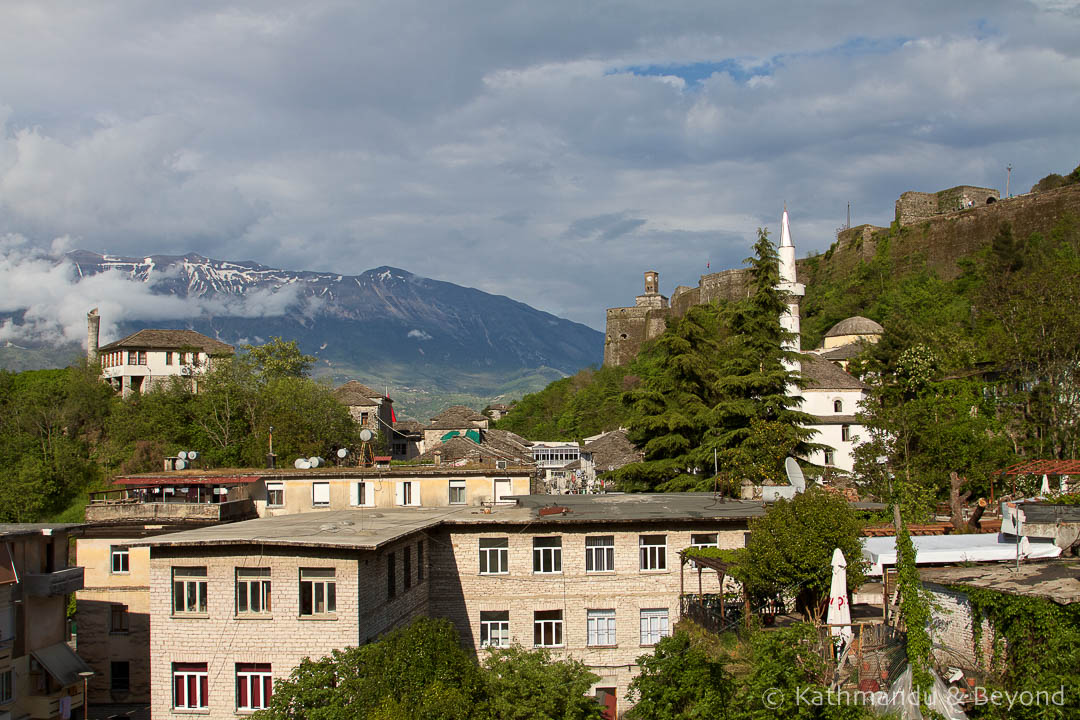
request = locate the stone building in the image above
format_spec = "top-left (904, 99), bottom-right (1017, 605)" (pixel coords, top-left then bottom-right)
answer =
top-left (331, 381), bottom-right (395, 442)
top-left (423, 406), bottom-right (490, 450)
top-left (894, 185), bottom-right (999, 226)
top-left (0, 523), bottom-right (90, 720)
top-left (96, 328), bottom-right (234, 397)
top-left (134, 494), bottom-right (766, 719)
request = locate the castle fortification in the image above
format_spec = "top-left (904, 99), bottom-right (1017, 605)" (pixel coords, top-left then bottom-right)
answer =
top-left (603, 183), bottom-right (1080, 367)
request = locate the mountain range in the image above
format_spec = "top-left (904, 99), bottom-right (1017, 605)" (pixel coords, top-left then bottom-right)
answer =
top-left (8, 251), bottom-right (605, 420)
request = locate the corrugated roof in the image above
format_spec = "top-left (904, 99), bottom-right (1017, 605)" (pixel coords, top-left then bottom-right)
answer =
top-left (799, 354), bottom-right (868, 390)
top-left (98, 329), bottom-right (234, 354)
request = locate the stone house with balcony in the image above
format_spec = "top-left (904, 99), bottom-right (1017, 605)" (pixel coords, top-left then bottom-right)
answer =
top-left (132, 493), bottom-right (766, 719)
top-left (97, 329), bottom-right (234, 397)
top-left (0, 524), bottom-right (90, 720)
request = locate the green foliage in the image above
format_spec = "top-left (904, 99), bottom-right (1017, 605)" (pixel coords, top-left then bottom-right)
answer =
top-left (241, 336), bottom-right (316, 380)
top-left (893, 522), bottom-right (933, 702)
top-left (493, 365), bottom-right (633, 440)
top-left (959, 587), bottom-right (1080, 719)
top-left (625, 632), bottom-right (734, 719)
top-left (252, 618), bottom-right (603, 720)
top-left (739, 488), bottom-right (866, 617)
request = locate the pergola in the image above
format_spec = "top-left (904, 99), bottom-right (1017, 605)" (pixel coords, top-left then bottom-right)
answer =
top-left (998, 459), bottom-right (1080, 497)
top-left (678, 549), bottom-right (750, 630)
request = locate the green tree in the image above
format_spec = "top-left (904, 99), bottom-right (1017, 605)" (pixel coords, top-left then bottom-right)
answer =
top-left (625, 632), bottom-right (734, 720)
top-left (242, 336), bottom-right (316, 380)
top-left (482, 646), bottom-right (603, 720)
top-left (738, 487), bottom-right (866, 618)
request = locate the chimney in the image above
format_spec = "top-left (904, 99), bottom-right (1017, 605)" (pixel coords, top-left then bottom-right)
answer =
top-left (87, 309), bottom-right (100, 367)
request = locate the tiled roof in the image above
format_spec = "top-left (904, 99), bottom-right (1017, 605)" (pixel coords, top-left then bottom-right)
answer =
top-left (799, 354), bottom-right (868, 391)
top-left (584, 428), bottom-right (643, 472)
top-left (98, 329), bottom-right (234, 354)
top-left (333, 381), bottom-right (384, 406)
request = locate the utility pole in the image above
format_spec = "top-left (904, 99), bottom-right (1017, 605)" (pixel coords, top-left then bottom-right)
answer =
top-left (1006, 164), bottom-right (1012, 198)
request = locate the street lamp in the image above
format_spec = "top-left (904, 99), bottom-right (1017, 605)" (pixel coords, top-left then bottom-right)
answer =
top-left (78, 671), bottom-right (94, 720)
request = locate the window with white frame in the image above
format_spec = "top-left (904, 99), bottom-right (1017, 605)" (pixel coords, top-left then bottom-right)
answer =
top-left (266, 482), bottom-right (284, 507)
top-left (824, 450), bottom-right (836, 466)
top-left (533, 610), bottom-right (563, 647)
top-left (449, 479), bottom-right (467, 505)
top-left (532, 536), bottom-right (562, 574)
top-left (236, 663), bottom-right (272, 711)
top-left (640, 608), bottom-right (670, 646)
top-left (1, 667), bottom-right (14, 704)
top-left (639, 535), bottom-right (667, 571)
top-left (172, 567), bottom-right (207, 614)
top-left (479, 538), bottom-right (508, 574)
top-left (350, 481), bottom-right (374, 507)
top-left (688, 533), bottom-right (719, 569)
top-left (587, 609), bottom-right (617, 646)
top-left (585, 536), bottom-right (615, 573)
top-left (172, 662), bottom-right (208, 709)
top-left (480, 610), bottom-right (510, 647)
top-left (111, 545), bottom-right (129, 573)
top-left (236, 568), bottom-right (271, 614)
top-left (312, 482), bottom-right (330, 506)
top-left (396, 481), bottom-right (419, 506)
top-left (299, 568), bottom-right (336, 615)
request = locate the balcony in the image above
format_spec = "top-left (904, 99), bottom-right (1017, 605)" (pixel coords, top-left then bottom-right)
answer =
top-left (22, 688), bottom-right (85, 720)
top-left (86, 484), bottom-right (257, 524)
top-left (22, 566), bottom-right (84, 597)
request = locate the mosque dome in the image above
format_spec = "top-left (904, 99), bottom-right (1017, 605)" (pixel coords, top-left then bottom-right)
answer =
top-left (824, 316), bottom-right (884, 338)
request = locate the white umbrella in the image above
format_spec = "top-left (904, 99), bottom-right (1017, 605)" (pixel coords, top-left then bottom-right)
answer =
top-left (826, 548), bottom-right (853, 643)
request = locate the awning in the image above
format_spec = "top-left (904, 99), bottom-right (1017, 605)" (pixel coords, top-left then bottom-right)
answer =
top-left (31, 642), bottom-right (93, 686)
top-left (862, 533), bottom-right (1061, 576)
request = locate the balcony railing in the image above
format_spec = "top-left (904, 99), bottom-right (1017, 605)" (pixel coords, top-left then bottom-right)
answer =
top-left (22, 566), bottom-right (84, 597)
top-left (86, 484), bottom-right (257, 523)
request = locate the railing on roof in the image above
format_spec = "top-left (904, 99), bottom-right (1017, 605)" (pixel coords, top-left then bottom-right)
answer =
top-left (89, 483), bottom-right (252, 505)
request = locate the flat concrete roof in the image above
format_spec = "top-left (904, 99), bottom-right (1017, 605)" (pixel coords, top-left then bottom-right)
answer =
top-left (0, 523), bottom-right (84, 538)
top-left (921, 559), bottom-right (1080, 605)
top-left (113, 464), bottom-right (533, 485)
top-left (135, 494), bottom-right (771, 551)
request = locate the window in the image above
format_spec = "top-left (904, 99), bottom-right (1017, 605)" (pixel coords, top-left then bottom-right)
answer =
top-left (360, 411), bottom-right (370, 425)
top-left (299, 568), bottom-right (336, 615)
top-left (640, 609), bottom-right (670, 646)
top-left (172, 567), bottom-right (207, 614)
top-left (178, 352), bottom-right (187, 365)
top-left (494, 478), bottom-right (513, 503)
top-left (236, 663), bottom-right (272, 711)
top-left (532, 537), bottom-right (562, 574)
top-left (479, 538), bottom-right (508, 575)
top-left (587, 609), bottom-right (617, 646)
top-left (841, 425), bottom-right (851, 442)
top-left (533, 610), bottom-right (563, 647)
top-left (350, 481), bottom-right (373, 507)
top-left (312, 482), bottom-right (330, 506)
top-left (834, 399), bottom-right (843, 413)
top-left (824, 450), bottom-right (836, 467)
top-left (266, 482), bottom-right (284, 507)
top-left (387, 552), bottom-right (396, 599)
top-left (111, 661), bottom-right (130, 693)
top-left (110, 604), bottom-right (129, 633)
top-left (236, 568), bottom-right (271, 614)
top-left (585, 536), bottom-right (615, 573)
top-left (396, 481), bottom-right (419, 506)
top-left (393, 442), bottom-right (407, 455)
top-left (172, 662), bottom-right (208, 709)
top-left (417, 541), bottom-right (424, 582)
top-left (690, 533), bottom-right (718, 549)
top-left (480, 610), bottom-right (510, 648)
top-left (1, 668), bottom-right (14, 704)
top-left (639, 535), bottom-right (667, 571)
top-left (111, 546), bottom-right (130, 574)
top-left (165, 351), bottom-right (174, 365)
top-left (449, 479), bottom-right (466, 505)
top-left (403, 547), bottom-right (412, 590)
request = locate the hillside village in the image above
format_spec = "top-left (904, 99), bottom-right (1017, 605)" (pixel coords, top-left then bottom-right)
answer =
top-left (1, 178), bottom-right (1079, 720)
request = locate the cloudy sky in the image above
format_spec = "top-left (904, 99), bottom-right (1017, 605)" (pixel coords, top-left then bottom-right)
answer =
top-left (1, 0), bottom-right (1078, 332)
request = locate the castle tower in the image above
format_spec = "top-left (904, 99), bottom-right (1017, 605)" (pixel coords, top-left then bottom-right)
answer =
top-left (777, 209), bottom-right (804, 371)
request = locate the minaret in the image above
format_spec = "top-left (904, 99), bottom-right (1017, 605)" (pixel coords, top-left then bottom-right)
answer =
top-left (87, 308), bottom-right (100, 368)
top-left (777, 208), bottom-right (804, 372)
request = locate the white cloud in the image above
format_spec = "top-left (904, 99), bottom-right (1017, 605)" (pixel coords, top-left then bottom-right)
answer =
top-left (407, 329), bottom-right (432, 341)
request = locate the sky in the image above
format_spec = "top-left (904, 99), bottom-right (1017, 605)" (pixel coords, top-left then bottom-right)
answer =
top-left (1, 0), bottom-right (1078, 337)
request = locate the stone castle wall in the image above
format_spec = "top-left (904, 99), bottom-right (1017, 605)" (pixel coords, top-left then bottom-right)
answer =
top-left (895, 185), bottom-right (1000, 226)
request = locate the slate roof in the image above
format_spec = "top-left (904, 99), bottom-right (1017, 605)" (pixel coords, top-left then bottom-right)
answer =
top-left (333, 381), bottom-right (385, 406)
top-left (393, 420), bottom-right (424, 435)
top-left (584, 428), bottom-right (643, 472)
top-left (427, 405), bottom-right (488, 429)
top-left (416, 434), bottom-right (531, 465)
top-left (815, 342), bottom-right (867, 361)
top-left (799, 354), bottom-right (868, 391)
top-left (98, 329), bottom-right (234, 354)
top-left (824, 316), bottom-right (884, 338)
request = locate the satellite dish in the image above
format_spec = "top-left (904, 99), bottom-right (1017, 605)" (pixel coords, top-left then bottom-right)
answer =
top-left (359, 428), bottom-right (373, 442)
top-left (187, 451), bottom-right (198, 460)
top-left (177, 451), bottom-right (188, 460)
top-left (337, 448), bottom-right (348, 459)
top-left (785, 457), bottom-right (806, 492)
top-left (294, 458), bottom-right (310, 469)
top-left (175, 459), bottom-right (186, 470)
top-left (308, 456), bottom-right (322, 468)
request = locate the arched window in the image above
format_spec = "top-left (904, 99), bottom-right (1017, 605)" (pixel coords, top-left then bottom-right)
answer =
top-left (833, 399), bottom-right (843, 413)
